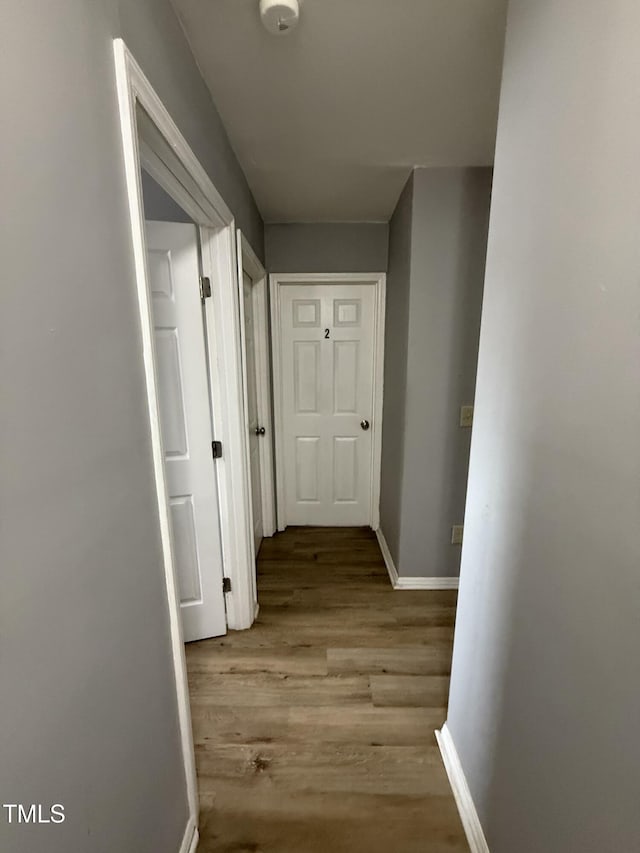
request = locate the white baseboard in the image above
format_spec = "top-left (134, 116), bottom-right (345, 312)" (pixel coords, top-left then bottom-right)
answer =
top-left (179, 820), bottom-right (198, 853)
top-left (435, 723), bottom-right (490, 853)
top-left (375, 528), bottom-right (460, 590)
top-left (395, 575), bottom-right (459, 590)
top-left (375, 527), bottom-right (399, 586)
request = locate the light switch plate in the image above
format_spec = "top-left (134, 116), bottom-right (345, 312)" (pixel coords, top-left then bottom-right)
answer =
top-left (460, 405), bottom-right (474, 428)
top-left (451, 524), bottom-right (464, 545)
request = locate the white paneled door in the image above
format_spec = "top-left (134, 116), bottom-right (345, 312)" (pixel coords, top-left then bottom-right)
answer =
top-left (242, 270), bottom-right (263, 554)
top-left (145, 220), bottom-right (227, 641)
top-left (278, 281), bottom-right (378, 526)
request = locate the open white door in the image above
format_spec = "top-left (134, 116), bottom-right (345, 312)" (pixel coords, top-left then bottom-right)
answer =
top-left (145, 220), bottom-right (227, 641)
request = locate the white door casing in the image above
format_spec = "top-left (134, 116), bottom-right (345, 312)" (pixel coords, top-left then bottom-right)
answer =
top-left (243, 269), bottom-right (264, 554)
top-left (146, 220), bottom-right (227, 641)
top-left (115, 40), bottom-right (258, 846)
top-left (237, 231), bottom-right (276, 563)
top-left (271, 274), bottom-right (386, 528)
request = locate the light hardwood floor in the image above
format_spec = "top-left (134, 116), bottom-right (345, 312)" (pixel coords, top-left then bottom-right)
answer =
top-left (186, 526), bottom-right (468, 852)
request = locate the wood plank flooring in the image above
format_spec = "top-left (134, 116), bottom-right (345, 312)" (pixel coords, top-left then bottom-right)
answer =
top-left (186, 526), bottom-right (468, 852)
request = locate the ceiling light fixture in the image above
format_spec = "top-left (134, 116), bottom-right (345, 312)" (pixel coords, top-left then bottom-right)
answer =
top-left (259, 0), bottom-right (300, 36)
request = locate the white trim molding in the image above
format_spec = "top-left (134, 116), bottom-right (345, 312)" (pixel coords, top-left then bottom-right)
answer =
top-left (113, 36), bottom-right (258, 841)
top-left (435, 723), bottom-right (490, 853)
top-left (179, 820), bottom-right (199, 853)
top-left (200, 227), bottom-right (256, 631)
top-left (375, 528), bottom-right (459, 590)
top-left (375, 527), bottom-right (399, 586)
top-left (270, 272), bottom-right (386, 531)
top-left (114, 36), bottom-right (200, 827)
top-left (237, 230), bottom-right (277, 543)
top-left (395, 576), bottom-right (460, 590)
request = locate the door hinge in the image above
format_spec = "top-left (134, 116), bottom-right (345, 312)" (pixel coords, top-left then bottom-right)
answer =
top-left (199, 275), bottom-right (212, 300)
top-left (212, 440), bottom-right (222, 459)
top-left (222, 577), bottom-right (232, 594)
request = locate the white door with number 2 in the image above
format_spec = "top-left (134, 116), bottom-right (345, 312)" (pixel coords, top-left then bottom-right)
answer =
top-left (278, 281), bottom-right (377, 526)
top-left (145, 220), bottom-right (227, 642)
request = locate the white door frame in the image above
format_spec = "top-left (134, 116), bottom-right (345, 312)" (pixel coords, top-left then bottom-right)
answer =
top-left (237, 231), bottom-right (277, 559)
top-left (270, 272), bottom-right (386, 532)
top-left (113, 38), bottom-right (256, 847)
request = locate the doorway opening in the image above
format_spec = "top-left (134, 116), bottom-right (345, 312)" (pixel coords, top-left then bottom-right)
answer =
top-left (237, 232), bottom-right (277, 567)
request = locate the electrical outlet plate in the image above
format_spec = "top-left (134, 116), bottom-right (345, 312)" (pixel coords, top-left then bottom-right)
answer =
top-left (451, 524), bottom-right (464, 545)
top-left (460, 405), bottom-right (474, 428)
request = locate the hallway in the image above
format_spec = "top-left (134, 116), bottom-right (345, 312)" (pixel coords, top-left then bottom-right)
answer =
top-left (186, 527), bottom-right (468, 852)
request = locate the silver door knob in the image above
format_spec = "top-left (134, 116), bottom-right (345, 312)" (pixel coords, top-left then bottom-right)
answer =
top-left (255, 426), bottom-right (266, 435)
top-left (360, 419), bottom-right (370, 431)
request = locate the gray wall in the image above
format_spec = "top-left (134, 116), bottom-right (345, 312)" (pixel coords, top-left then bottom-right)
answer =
top-left (447, 1), bottom-right (640, 851)
top-left (401, 168), bottom-right (491, 576)
top-left (142, 170), bottom-right (192, 223)
top-left (0, 2), bottom-right (262, 851)
top-left (265, 222), bottom-right (388, 272)
top-left (119, 0), bottom-right (264, 258)
top-left (379, 176), bottom-right (413, 562)
top-left (379, 168), bottom-right (492, 578)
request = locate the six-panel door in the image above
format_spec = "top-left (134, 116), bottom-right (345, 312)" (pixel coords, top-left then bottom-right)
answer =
top-left (279, 282), bottom-right (376, 525)
top-left (145, 220), bottom-right (227, 641)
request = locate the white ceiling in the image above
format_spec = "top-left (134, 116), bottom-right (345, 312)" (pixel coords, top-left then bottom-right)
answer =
top-left (172, 0), bottom-right (508, 223)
